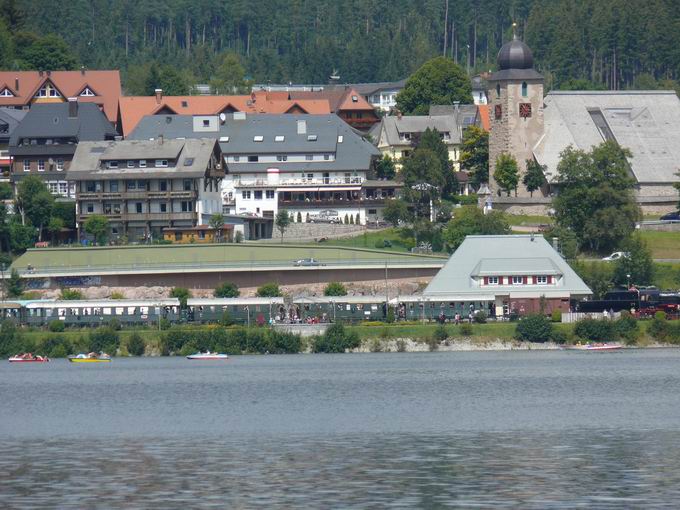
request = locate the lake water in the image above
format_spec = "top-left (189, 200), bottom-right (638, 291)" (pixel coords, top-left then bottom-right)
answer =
top-left (2, 350), bottom-right (680, 508)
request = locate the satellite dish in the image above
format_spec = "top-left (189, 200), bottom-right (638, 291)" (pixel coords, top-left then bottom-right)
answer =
top-left (219, 113), bottom-right (227, 124)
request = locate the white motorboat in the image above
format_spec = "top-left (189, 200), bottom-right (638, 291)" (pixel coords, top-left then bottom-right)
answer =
top-left (186, 351), bottom-right (229, 360)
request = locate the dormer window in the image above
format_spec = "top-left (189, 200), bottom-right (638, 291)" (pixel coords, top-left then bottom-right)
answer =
top-left (351, 95), bottom-right (359, 102)
top-left (107, 161), bottom-right (118, 169)
top-left (155, 160), bottom-right (168, 168)
top-left (337, 135), bottom-right (344, 143)
top-left (487, 276), bottom-right (499, 285)
top-left (307, 135), bottom-right (317, 141)
top-left (80, 87), bottom-right (96, 97)
top-left (535, 275), bottom-right (548, 285)
top-left (35, 83), bottom-right (61, 98)
top-left (512, 276), bottom-right (524, 285)
top-left (0, 88), bottom-right (14, 97)
top-left (275, 135), bottom-right (285, 142)
top-left (127, 160), bottom-right (135, 169)
top-left (253, 135), bottom-right (264, 142)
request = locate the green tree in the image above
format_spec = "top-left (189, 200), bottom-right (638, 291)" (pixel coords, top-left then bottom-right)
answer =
top-left (16, 176), bottom-right (53, 239)
top-left (256, 282), bottom-right (282, 297)
top-left (275, 209), bottom-right (290, 243)
top-left (60, 288), bottom-right (83, 300)
top-left (573, 261), bottom-right (614, 299)
top-left (210, 52), bottom-right (250, 94)
top-left (0, 183), bottom-right (12, 200)
top-left (523, 159), bottom-right (546, 197)
top-left (208, 213), bottom-right (225, 242)
top-left (613, 234), bottom-right (654, 287)
top-left (47, 217), bottom-right (64, 246)
top-left (313, 323), bottom-right (360, 353)
top-left (126, 333), bottom-right (145, 356)
top-left (324, 282), bottom-right (347, 296)
top-left (396, 57), bottom-right (472, 115)
top-left (170, 287), bottom-right (191, 308)
top-left (83, 215), bottom-right (109, 246)
top-left (442, 206), bottom-right (511, 251)
top-left (9, 220), bottom-right (35, 253)
top-left (417, 128), bottom-right (456, 199)
top-left (553, 141), bottom-right (640, 253)
top-left (375, 154), bottom-right (396, 180)
top-left (0, 319), bottom-right (23, 358)
top-left (401, 148), bottom-right (446, 220)
top-left (5, 268), bottom-right (23, 298)
top-left (493, 153), bottom-right (520, 197)
top-left (214, 282), bottom-right (240, 298)
top-left (460, 126), bottom-right (489, 188)
top-left (383, 199), bottom-right (409, 226)
top-left (515, 314), bottom-right (554, 343)
top-left (20, 34), bottom-right (77, 70)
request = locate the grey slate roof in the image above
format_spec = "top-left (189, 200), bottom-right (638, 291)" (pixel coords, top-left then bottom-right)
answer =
top-left (376, 114), bottom-right (461, 147)
top-left (346, 79), bottom-right (407, 96)
top-left (9, 102), bottom-right (116, 144)
top-left (129, 113), bottom-right (379, 174)
top-left (423, 235), bottom-right (592, 298)
top-left (67, 138), bottom-right (218, 181)
top-left (428, 104), bottom-right (479, 130)
top-left (534, 90), bottom-right (680, 184)
top-left (0, 108), bottom-right (26, 142)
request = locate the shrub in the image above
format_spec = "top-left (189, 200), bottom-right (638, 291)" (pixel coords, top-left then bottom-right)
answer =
top-left (386, 308), bottom-right (395, 324)
top-left (515, 314), bottom-right (554, 343)
top-left (126, 333), bottom-right (145, 356)
top-left (551, 309), bottom-right (562, 323)
top-left (214, 282), bottom-right (240, 298)
top-left (374, 239), bottom-right (384, 249)
top-left (48, 320), bottom-right (65, 332)
top-left (110, 291), bottom-right (125, 299)
top-left (433, 324), bottom-right (449, 343)
top-left (614, 311), bottom-right (639, 344)
top-left (425, 336), bottom-right (439, 351)
top-left (573, 318), bottom-right (616, 342)
top-left (369, 338), bottom-right (383, 352)
top-left (170, 287), bottom-right (191, 308)
top-left (324, 282), bottom-right (347, 296)
top-left (313, 323), bottom-right (360, 353)
top-left (550, 329), bottom-right (570, 345)
top-left (473, 311), bottom-right (487, 324)
top-left (107, 318), bottom-right (122, 331)
top-left (88, 326), bottom-right (119, 354)
top-left (41, 335), bottom-right (73, 358)
top-left (234, 231), bottom-right (244, 243)
top-left (256, 282), bottom-right (282, 297)
top-left (159, 318), bottom-right (171, 330)
top-left (60, 288), bottom-right (83, 300)
top-left (0, 320), bottom-right (23, 357)
top-left (459, 323), bottom-right (473, 336)
top-left (648, 312), bottom-right (670, 341)
top-left (219, 310), bottom-right (234, 327)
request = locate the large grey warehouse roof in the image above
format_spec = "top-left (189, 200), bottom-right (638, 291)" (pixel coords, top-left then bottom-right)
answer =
top-left (423, 235), bottom-right (592, 298)
top-left (129, 113), bottom-right (379, 174)
top-left (534, 90), bottom-right (680, 184)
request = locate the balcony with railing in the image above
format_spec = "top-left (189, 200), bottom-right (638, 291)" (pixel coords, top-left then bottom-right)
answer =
top-left (78, 190), bottom-right (197, 200)
top-left (235, 176), bottom-right (365, 188)
top-left (78, 212), bottom-right (197, 223)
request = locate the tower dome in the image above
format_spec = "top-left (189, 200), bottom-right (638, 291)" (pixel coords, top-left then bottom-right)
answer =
top-left (497, 35), bottom-right (534, 70)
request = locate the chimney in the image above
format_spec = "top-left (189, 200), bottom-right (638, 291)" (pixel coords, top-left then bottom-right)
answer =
top-left (14, 78), bottom-right (18, 91)
top-left (46, 70), bottom-right (51, 77)
top-left (297, 119), bottom-right (307, 134)
top-left (67, 97), bottom-right (78, 118)
top-left (38, 70), bottom-right (44, 77)
top-left (155, 88), bottom-right (163, 104)
top-left (453, 100), bottom-right (460, 113)
top-left (80, 66), bottom-right (86, 75)
top-left (158, 134), bottom-right (164, 145)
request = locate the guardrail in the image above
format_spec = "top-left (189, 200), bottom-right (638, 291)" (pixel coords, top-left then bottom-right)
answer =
top-left (15, 257), bottom-right (446, 276)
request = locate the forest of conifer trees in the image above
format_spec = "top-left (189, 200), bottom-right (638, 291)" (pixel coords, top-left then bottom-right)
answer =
top-left (1, 0), bottom-right (679, 93)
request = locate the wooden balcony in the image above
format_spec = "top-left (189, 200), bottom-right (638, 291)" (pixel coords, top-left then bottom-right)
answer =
top-left (78, 190), bottom-right (197, 200)
top-left (78, 212), bottom-right (197, 223)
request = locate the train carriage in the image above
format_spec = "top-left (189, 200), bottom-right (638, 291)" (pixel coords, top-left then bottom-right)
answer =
top-left (187, 298), bottom-right (285, 325)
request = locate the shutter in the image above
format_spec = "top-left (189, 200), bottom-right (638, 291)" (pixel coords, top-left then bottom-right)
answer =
top-left (523, 276), bottom-right (527, 284)
top-left (548, 275), bottom-right (553, 284)
top-left (484, 277), bottom-right (489, 285)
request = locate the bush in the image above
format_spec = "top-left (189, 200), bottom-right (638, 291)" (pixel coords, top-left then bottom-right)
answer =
top-left (386, 308), bottom-right (395, 324)
top-left (214, 282), bottom-right (240, 298)
top-left (48, 320), bottom-right (65, 332)
top-left (234, 231), bottom-right (244, 243)
top-left (219, 310), bottom-right (234, 327)
top-left (459, 323), bottom-right (473, 336)
top-left (324, 282), bottom-right (347, 296)
top-left (163, 326), bottom-right (302, 355)
top-left (433, 324), bottom-right (449, 343)
top-left (256, 282), bottom-right (282, 297)
top-left (170, 287), bottom-right (191, 308)
top-left (60, 288), bottom-right (83, 300)
top-left (425, 336), bottom-right (439, 351)
top-left (313, 323), bottom-right (360, 353)
top-left (396, 339), bottom-right (407, 352)
top-left (551, 310), bottom-right (562, 323)
top-left (614, 311), bottom-right (639, 344)
top-left (107, 318), bottom-right (122, 331)
top-left (126, 333), bottom-right (145, 356)
top-left (473, 311), bottom-right (487, 324)
top-left (41, 335), bottom-right (73, 358)
top-left (515, 314), bottom-right (554, 343)
top-left (573, 318), bottom-right (616, 342)
top-left (0, 320), bottom-right (23, 357)
top-left (374, 239), bottom-right (384, 249)
top-left (648, 312), bottom-right (670, 341)
top-left (110, 291), bottom-right (125, 299)
top-left (88, 327), bottom-right (120, 354)
top-left (550, 329), bottom-right (570, 345)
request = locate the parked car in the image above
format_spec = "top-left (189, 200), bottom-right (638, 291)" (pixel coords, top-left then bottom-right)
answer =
top-left (294, 258), bottom-right (322, 267)
top-left (602, 251), bottom-right (629, 262)
top-left (309, 210), bottom-right (340, 224)
top-left (660, 211), bottom-right (680, 221)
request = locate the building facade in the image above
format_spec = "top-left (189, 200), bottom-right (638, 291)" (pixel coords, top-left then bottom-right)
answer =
top-left (423, 235), bottom-right (592, 317)
top-left (129, 113), bottom-right (396, 225)
top-left (0, 108), bottom-right (26, 180)
top-left (9, 100), bottom-right (117, 198)
top-left (68, 138), bottom-right (223, 242)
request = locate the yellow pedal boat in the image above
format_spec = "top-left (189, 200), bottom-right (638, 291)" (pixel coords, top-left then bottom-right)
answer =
top-left (68, 353), bottom-right (112, 363)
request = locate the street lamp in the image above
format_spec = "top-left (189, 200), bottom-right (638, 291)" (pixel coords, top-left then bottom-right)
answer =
top-left (626, 274), bottom-right (631, 289)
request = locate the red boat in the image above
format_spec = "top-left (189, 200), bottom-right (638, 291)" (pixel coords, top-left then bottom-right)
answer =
top-left (8, 353), bottom-right (50, 363)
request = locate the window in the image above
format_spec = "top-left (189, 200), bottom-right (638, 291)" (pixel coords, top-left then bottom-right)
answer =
top-left (276, 155), bottom-right (287, 162)
top-left (241, 191), bottom-right (251, 199)
top-left (108, 161), bottom-right (118, 169)
top-left (0, 88), bottom-right (14, 97)
top-left (86, 203), bottom-right (94, 213)
top-left (126, 180), bottom-right (136, 190)
top-left (135, 202), bottom-right (142, 213)
top-left (535, 275), bottom-right (548, 285)
top-left (137, 180), bottom-right (147, 190)
top-left (160, 203), bottom-right (167, 213)
top-left (159, 180), bottom-right (167, 191)
top-left (80, 87), bottom-right (95, 97)
top-left (23, 160), bottom-right (30, 172)
top-left (368, 209), bottom-right (377, 214)
top-left (307, 135), bottom-right (317, 141)
top-left (127, 160), bottom-right (135, 168)
top-left (247, 155), bottom-right (259, 162)
top-left (519, 103), bottom-right (532, 118)
top-left (38, 159), bottom-right (45, 171)
top-left (58, 182), bottom-right (68, 195)
top-left (494, 104), bottom-right (502, 120)
top-left (48, 183), bottom-right (58, 194)
top-left (488, 276), bottom-right (499, 285)
top-left (86, 181), bottom-right (96, 192)
top-left (56, 159), bottom-right (64, 171)
top-left (305, 154), bottom-right (313, 161)
top-left (183, 179), bottom-right (192, 191)
top-left (155, 160), bottom-right (168, 168)
top-left (181, 101), bottom-right (188, 107)
top-left (512, 276), bottom-right (524, 285)
top-left (275, 135), bottom-right (285, 142)
top-left (338, 135), bottom-right (344, 143)
top-left (203, 119), bottom-right (210, 127)
top-left (266, 190), bottom-right (275, 199)
top-left (139, 160), bottom-right (147, 168)
top-left (198, 230), bottom-right (206, 240)
top-left (254, 190), bottom-right (263, 200)
top-left (35, 84), bottom-right (61, 98)
top-left (324, 154), bottom-right (330, 161)
top-left (175, 232), bottom-right (182, 241)
top-left (496, 84), bottom-right (501, 98)
top-left (181, 201), bottom-right (193, 212)
top-left (233, 156), bottom-right (240, 162)
top-left (110, 181), bottom-right (118, 192)
top-left (351, 95), bottom-right (358, 102)
top-left (253, 135), bottom-right (264, 142)
top-left (521, 82), bottom-right (528, 97)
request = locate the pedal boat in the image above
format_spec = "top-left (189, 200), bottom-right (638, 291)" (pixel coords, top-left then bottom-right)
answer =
top-left (68, 353), bottom-right (112, 363)
top-left (8, 354), bottom-right (50, 363)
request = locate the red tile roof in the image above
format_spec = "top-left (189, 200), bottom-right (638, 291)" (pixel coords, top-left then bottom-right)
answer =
top-left (0, 70), bottom-right (121, 123)
top-left (118, 92), bottom-right (331, 137)
top-left (289, 87), bottom-right (376, 113)
top-left (477, 105), bottom-right (491, 132)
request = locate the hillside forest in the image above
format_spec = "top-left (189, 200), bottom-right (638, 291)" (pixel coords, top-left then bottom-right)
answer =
top-left (0, 0), bottom-right (679, 95)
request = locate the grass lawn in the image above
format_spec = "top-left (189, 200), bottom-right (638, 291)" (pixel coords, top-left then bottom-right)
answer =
top-left (322, 228), bottom-right (418, 253)
top-left (505, 214), bottom-right (553, 226)
top-left (638, 231), bottom-right (680, 259)
top-left (652, 263), bottom-right (680, 289)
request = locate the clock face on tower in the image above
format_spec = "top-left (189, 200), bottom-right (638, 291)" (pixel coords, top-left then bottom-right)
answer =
top-left (519, 103), bottom-right (532, 118)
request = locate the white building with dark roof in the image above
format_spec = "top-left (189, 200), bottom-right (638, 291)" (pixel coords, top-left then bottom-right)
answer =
top-left (422, 235), bottom-right (592, 317)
